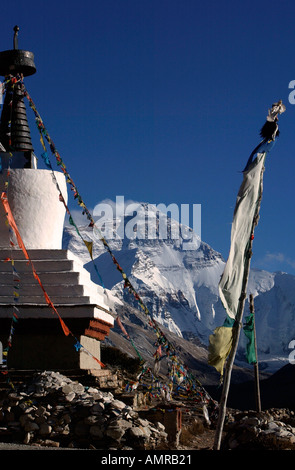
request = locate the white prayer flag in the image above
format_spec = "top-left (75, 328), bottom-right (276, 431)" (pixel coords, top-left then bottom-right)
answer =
top-left (218, 151), bottom-right (266, 319)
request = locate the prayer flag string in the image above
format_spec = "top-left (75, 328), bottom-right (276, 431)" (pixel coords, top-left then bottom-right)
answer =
top-left (0, 92), bottom-right (21, 378)
top-left (38, 149), bottom-right (105, 289)
top-left (1, 77), bottom-right (165, 389)
top-left (22, 84), bottom-right (211, 401)
top-left (0, 191), bottom-right (105, 368)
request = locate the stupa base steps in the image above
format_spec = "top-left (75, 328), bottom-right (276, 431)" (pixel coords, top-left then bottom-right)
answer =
top-left (0, 249), bottom-right (115, 373)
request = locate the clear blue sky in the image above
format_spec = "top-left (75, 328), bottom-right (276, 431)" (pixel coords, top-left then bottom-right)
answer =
top-left (1, 0), bottom-right (295, 274)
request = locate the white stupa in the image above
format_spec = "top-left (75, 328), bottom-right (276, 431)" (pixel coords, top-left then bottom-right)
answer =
top-left (0, 27), bottom-right (114, 372)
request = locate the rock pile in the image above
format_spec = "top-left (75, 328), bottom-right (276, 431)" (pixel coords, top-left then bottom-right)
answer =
top-left (0, 371), bottom-right (168, 449)
top-left (222, 408), bottom-right (295, 450)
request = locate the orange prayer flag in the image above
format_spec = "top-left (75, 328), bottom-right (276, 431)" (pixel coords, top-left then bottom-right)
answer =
top-left (1, 192), bottom-right (30, 261)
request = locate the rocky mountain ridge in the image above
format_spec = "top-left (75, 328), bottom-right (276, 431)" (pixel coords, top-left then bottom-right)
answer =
top-left (62, 202), bottom-right (295, 376)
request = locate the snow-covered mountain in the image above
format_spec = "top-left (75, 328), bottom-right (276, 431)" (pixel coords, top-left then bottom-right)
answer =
top-left (62, 202), bottom-right (295, 373)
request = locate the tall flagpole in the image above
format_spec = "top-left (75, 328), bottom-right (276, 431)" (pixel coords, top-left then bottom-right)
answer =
top-left (213, 159), bottom-right (265, 451)
top-left (212, 101), bottom-right (285, 450)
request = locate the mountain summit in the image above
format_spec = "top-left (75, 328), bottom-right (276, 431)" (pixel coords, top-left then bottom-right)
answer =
top-left (62, 201), bottom-right (295, 373)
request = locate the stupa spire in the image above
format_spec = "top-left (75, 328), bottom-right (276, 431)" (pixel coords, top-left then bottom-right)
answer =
top-left (0, 26), bottom-right (36, 166)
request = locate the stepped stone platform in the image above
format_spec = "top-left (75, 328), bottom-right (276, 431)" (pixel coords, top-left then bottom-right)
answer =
top-left (0, 249), bottom-right (115, 371)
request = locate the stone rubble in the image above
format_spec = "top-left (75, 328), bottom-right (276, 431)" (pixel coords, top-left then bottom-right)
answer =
top-left (221, 408), bottom-right (295, 450)
top-left (0, 371), bottom-right (168, 449)
top-left (2, 371), bottom-right (295, 451)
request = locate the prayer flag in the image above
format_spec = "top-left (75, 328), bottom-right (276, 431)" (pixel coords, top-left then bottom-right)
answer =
top-left (83, 239), bottom-right (93, 258)
top-left (208, 100), bottom-right (285, 377)
top-left (218, 149), bottom-right (266, 321)
top-left (219, 101), bottom-right (285, 322)
top-left (208, 149), bottom-right (266, 376)
top-left (208, 316), bottom-right (235, 375)
top-left (243, 312), bottom-right (257, 364)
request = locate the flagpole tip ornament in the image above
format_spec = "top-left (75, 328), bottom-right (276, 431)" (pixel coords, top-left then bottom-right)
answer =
top-left (13, 25), bottom-right (19, 50)
top-left (260, 100), bottom-right (286, 141)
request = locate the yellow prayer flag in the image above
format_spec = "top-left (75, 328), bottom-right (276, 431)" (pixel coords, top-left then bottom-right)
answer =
top-left (208, 326), bottom-right (233, 377)
top-left (40, 134), bottom-right (46, 151)
top-left (83, 239), bottom-right (93, 259)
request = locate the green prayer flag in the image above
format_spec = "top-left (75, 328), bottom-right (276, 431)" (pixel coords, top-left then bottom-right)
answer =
top-left (243, 313), bottom-right (257, 364)
top-left (69, 215), bottom-right (80, 236)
